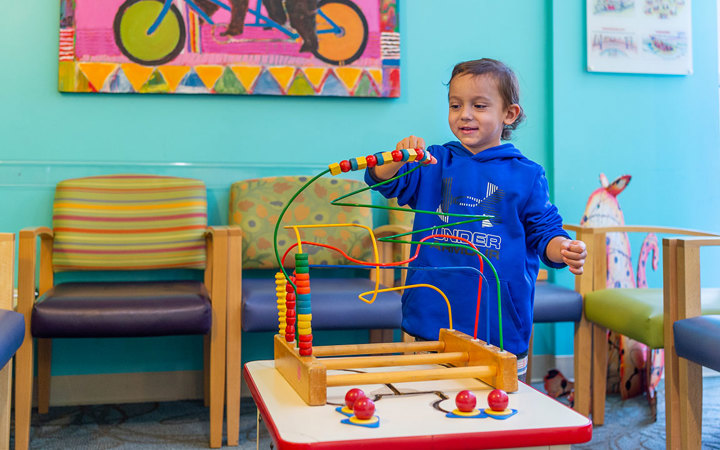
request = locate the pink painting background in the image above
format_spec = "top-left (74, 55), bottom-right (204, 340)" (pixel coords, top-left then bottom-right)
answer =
top-left (74, 0), bottom-right (381, 66)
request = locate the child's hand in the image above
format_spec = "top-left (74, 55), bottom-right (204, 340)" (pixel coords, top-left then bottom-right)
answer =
top-left (560, 239), bottom-right (587, 275)
top-left (396, 135), bottom-right (426, 151)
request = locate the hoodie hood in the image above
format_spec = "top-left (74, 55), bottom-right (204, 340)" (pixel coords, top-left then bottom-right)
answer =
top-left (445, 141), bottom-right (525, 163)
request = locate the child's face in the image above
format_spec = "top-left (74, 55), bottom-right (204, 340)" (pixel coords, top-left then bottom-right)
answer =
top-left (448, 74), bottom-right (520, 154)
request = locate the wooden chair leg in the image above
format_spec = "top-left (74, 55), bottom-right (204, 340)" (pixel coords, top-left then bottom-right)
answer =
top-left (526, 326), bottom-right (534, 383)
top-left (225, 230), bottom-right (242, 448)
top-left (677, 358), bottom-right (702, 450)
top-left (203, 335), bottom-right (210, 408)
top-left (591, 324), bottom-right (608, 425)
top-left (573, 315), bottom-right (592, 417)
top-left (14, 335), bottom-right (33, 450)
top-left (0, 360), bottom-right (11, 450)
top-left (37, 338), bottom-right (52, 414)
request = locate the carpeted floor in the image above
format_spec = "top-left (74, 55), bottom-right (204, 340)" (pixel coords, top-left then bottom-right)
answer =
top-left (10, 376), bottom-right (720, 449)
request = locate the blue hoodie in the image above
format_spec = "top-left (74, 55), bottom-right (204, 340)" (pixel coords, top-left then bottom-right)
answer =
top-left (365, 142), bottom-right (569, 355)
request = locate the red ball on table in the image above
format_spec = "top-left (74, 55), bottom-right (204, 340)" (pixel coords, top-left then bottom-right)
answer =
top-left (345, 388), bottom-right (365, 409)
top-left (352, 396), bottom-right (375, 420)
top-left (487, 389), bottom-right (509, 411)
top-left (455, 390), bottom-right (477, 412)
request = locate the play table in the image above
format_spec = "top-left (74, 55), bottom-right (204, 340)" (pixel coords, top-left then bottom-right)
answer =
top-left (243, 360), bottom-right (592, 449)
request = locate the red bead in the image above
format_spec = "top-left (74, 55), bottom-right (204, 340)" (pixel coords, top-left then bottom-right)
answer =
top-left (415, 148), bottom-right (424, 161)
top-left (286, 284), bottom-right (295, 293)
top-left (286, 309), bottom-right (296, 318)
top-left (487, 389), bottom-right (509, 411)
top-left (299, 333), bottom-right (313, 342)
top-left (339, 160), bottom-right (351, 172)
top-left (298, 341), bottom-right (313, 349)
top-left (352, 397), bottom-right (375, 420)
top-left (299, 348), bottom-right (312, 356)
top-left (366, 155), bottom-right (377, 168)
top-left (286, 325), bottom-right (295, 335)
top-left (345, 388), bottom-right (365, 409)
top-left (285, 333), bottom-right (294, 341)
top-left (286, 317), bottom-right (296, 326)
top-left (455, 390), bottom-right (476, 412)
top-left (391, 150), bottom-right (402, 162)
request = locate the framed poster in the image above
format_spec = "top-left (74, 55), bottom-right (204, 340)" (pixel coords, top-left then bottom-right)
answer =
top-left (587, 0), bottom-right (692, 75)
top-left (58, 0), bottom-right (400, 96)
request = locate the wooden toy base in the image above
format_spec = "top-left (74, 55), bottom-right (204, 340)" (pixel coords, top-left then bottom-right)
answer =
top-left (274, 328), bottom-right (518, 406)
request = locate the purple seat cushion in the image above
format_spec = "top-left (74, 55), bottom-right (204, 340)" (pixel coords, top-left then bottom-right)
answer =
top-left (0, 309), bottom-right (25, 369)
top-left (242, 277), bottom-right (402, 332)
top-left (32, 281), bottom-right (212, 338)
top-left (533, 281), bottom-right (583, 323)
top-left (674, 315), bottom-right (720, 372)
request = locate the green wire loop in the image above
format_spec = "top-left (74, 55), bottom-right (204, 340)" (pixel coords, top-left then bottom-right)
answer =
top-left (272, 161), bottom-right (506, 350)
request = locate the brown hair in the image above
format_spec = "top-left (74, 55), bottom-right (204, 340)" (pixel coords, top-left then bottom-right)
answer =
top-left (449, 58), bottom-right (525, 140)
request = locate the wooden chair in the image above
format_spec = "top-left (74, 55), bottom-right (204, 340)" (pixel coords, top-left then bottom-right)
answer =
top-left (14, 175), bottom-right (240, 449)
top-left (0, 234), bottom-right (24, 450)
top-left (225, 176), bottom-right (404, 446)
top-left (577, 226), bottom-right (720, 427)
top-left (663, 236), bottom-right (720, 450)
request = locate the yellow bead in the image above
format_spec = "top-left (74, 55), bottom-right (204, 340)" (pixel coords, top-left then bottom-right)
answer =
top-left (407, 148), bottom-right (417, 161)
top-left (329, 162), bottom-right (342, 176)
top-left (355, 157), bottom-right (367, 170)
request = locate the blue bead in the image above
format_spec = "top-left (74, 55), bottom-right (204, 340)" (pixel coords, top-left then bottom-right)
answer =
top-left (350, 158), bottom-right (358, 170)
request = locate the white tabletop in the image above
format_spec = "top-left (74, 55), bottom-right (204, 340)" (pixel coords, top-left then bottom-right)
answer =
top-left (244, 360), bottom-right (592, 449)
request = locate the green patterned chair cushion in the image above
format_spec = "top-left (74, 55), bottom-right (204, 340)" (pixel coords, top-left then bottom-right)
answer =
top-left (387, 197), bottom-right (414, 230)
top-left (52, 175), bottom-right (208, 271)
top-left (585, 288), bottom-right (720, 348)
top-left (229, 176), bottom-right (373, 269)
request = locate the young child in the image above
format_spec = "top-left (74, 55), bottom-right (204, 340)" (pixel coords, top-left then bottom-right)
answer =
top-left (364, 58), bottom-right (586, 381)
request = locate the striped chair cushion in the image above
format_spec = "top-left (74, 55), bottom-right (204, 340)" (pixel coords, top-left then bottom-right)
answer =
top-left (52, 175), bottom-right (208, 271)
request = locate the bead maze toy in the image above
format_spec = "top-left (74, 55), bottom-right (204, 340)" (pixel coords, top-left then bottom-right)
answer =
top-left (272, 148), bottom-right (518, 406)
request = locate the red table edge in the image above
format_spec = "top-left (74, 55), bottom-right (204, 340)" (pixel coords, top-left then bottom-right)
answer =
top-left (243, 364), bottom-right (593, 450)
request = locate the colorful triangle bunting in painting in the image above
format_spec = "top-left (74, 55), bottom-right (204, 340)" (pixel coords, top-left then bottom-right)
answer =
top-left (120, 63), bottom-right (155, 92)
top-left (78, 63), bottom-right (118, 92)
top-left (176, 69), bottom-right (209, 93)
top-left (335, 67), bottom-right (362, 92)
top-left (214, 67), bottom-right (247, 94)
top-left (252, 69), bottom-right (283, 95)
top-left (231, 66), bottom-right (262, 93)
top-left (287, 72), bottom-right (315, 96)
top-left (109, 68), bottom-right (135, 93)
top-left (140, 70), bottom-right (171, 93)
top-left (301, 67), bottom-right (328, 91)
top-left (368, 69), bottom-right (383, 90)
top-left (267, 67), bottom-right (296, 93)
top-left (158, 66), bottom-right (191, 92)
top-left (353, 72), bottom-right (379, 97)
top-left (194, 65), bottom-right (224, 91)
top-left (319, 71), bottom-right (348, 96)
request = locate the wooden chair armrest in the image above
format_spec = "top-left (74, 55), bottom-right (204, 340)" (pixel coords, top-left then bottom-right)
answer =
top-left (664, 236), bottom-right (720, 323)
top-left (567, 225), bottom-right (717, 236)
top-left (17, 227), bottom-right (53, 315)
top-left (0, 233), bottom-right (14, 311)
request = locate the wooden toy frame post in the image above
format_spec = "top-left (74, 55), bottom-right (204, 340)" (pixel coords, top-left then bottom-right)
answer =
top-left (274, 328), bottom-right (518, 406)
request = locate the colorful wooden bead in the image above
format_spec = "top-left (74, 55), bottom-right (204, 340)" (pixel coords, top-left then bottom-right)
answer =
top-left (339, 160), bottom-right (351, 172)
top-left (355, 157), bottom-right (367, 170)
top-left (455, 390), bottom-right (477, 412)
top-left (345, 388), bottom-right (365, 409)
top-left (415, 148), bottom-right (425, 162)
top-left (366, 155), bottom-right (377, 167)
top-left (391, 150), bottom-right (402, 162)
top-left (407, 148), bottom-right (418, 161)
top-left (374, 152), bottom-right (385, 165)
top-left (329, 162), bottom-right (342, 176)
top-left (487, 389), bottom-right (509, 411)
top-left (349, 158), bottom-right (358, 171)
top-left (400, 149), bottom-right (410, 161)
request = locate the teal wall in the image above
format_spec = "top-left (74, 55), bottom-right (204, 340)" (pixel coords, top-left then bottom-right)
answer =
top-left (548, 1), bottom-right (720, 355)
top-left (2, 0), bottom-right (718, 374)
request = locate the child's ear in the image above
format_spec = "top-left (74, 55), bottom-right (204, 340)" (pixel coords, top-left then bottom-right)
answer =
top-left (504, 104), bottom-right (521, 125)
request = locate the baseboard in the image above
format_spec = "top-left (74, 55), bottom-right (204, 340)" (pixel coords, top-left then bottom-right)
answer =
top-left (42, 371), bottom-right (205, 406)
top-left (528, 354), bottom-right (574, 384)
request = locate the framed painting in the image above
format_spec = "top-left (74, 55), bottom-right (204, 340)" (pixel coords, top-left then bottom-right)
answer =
top-left (58, 0), bottom-right (400, 96)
